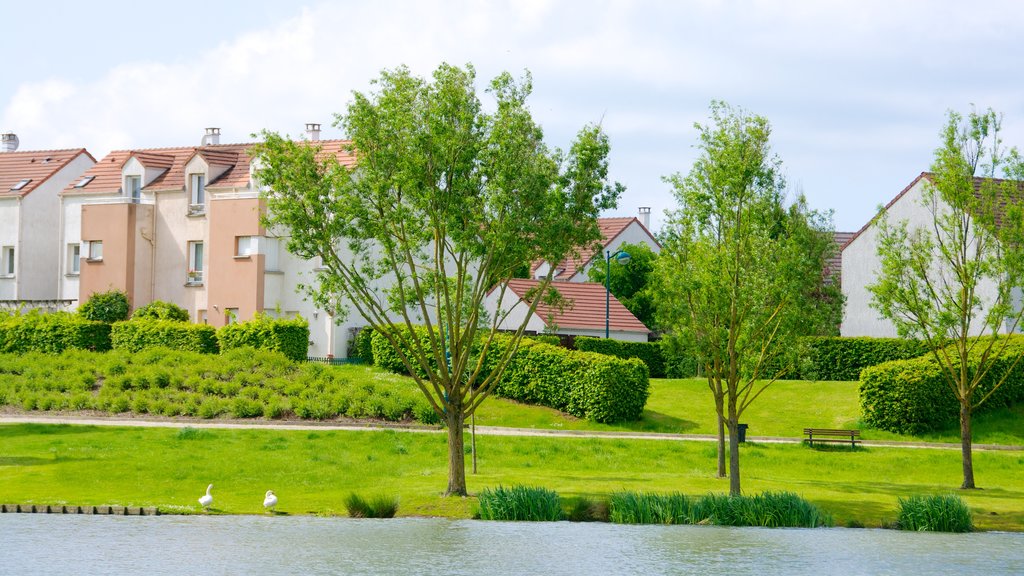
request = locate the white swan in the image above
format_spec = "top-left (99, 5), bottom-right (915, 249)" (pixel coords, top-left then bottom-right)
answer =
top-left (263, 490), bottom-right (278, 513)
top-left (198, 484), bottom-right (213, 509)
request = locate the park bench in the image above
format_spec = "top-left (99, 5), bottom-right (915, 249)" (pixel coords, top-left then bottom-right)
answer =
top-left (803, 428), bottom-right (860, 447)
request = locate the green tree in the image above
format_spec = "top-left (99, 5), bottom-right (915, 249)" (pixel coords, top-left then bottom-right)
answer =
top-left (252, 63), bottom-right (621, 496)
top-left (78, 289), bottom-right (130, 323)
top-left (587, 241), bottom-right (658, 329)
top-left (654, 101), bottom-right (839, 495)
top-left (868, 108), bottom-right (1024, 489)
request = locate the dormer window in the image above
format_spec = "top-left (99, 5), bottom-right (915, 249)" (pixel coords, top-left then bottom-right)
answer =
top-left (189, 173), bottom-right (206, 215)
top-left (126, 176), bottom-right (141, 202)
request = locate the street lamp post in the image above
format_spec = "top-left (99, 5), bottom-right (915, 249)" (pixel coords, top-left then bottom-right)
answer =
top-left (605, 249), bottom-right (631, 338)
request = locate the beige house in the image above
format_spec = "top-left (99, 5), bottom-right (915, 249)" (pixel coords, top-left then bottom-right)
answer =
top-left (0, 133), bottom-right (94, 307)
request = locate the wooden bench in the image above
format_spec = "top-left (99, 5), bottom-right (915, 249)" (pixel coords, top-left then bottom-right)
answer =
top-left (803, 428), bottom-right (860, 447)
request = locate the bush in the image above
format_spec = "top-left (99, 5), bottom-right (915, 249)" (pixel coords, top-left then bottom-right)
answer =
top-left (477, 485), bottom-right (563, 521)
top-left (800, 337), bottom-right (930, 381)
top-left (112, 320), bottom-right (218, 354)
top-left (896, 494), bottom-right (973, 532)
top-left (610, 491), bottom-right (832, 528)
top-left (528, 334), bottom-right (561, 347)
top-left (78, 290), bottom-right (130, 323)
top-left (860, 337), bottom-right (1024, 434)
top-left (0, 311), bottom-right (111, 353)
top-left (352, 327), bottom-right (376, 364)
top-left (575, 336), bottom-right (665, 378)
top-left (131, 301), bottom-right (190, 322)
top-left (344, 493), bottom-right (399, 518)
top-left (217, 313), bottom-right (310, 362)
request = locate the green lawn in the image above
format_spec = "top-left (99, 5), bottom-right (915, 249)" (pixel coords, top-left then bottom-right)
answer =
top-left (1, 423), bottom-right (1021, 530)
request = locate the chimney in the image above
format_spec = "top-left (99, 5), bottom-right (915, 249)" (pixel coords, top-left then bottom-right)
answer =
top-left (638, 207), bottom-right (651, 229)
top-left (1, 132), bottom-right (19, 153)
top-left (305, 123), bottom-right (321, 142)
top-left (200, 127), bottom-right (221, 146)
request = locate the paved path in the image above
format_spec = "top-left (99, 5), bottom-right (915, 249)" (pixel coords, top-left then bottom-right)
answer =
top-left (2, 413), bottom-right (1021, 452)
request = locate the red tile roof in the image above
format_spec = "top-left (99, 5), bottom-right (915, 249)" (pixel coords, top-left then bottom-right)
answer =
top-left (828, 231), bottom-right (855, 284)
top-left (504, 278), bottom-right (649, 333)
top-left (63, 139), bottom-right (355, 195)
top-left (0, 148), bottom-right (93, 198)
top-left (532, 216), bottom-right (656, 280)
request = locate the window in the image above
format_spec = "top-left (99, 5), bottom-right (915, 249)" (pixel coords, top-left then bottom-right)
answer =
top-left (198, 309), bottom-right (208, 324)
top-left (225, 308), bottom-right (239, 325)
top-left (187, 241), bottom-right (204, 284)
top-left (86, 240), bottom-right (103, 261)
top-left (1, 246), bottom-right (13, 276)
top-left (189, 173), bottom-right (206, 213)
top-left (9, 179), bottom-right (30, 192)
top-left (74, 175), bottom-right (95, 188)
top-left (126, 175), bottom-right (141, 202)
top-left (68, 244), bottom-right (80, 274)
top-left (236, 236), bottom-right (255, 257)
top-left (264, 237), bottom-right (280, 271)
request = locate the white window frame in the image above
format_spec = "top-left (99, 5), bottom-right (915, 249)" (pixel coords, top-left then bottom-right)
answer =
top-left (235, 235), bottom-right (256, 258)
top-left (189, 173), bottom-right (206, 214)
top-left (126, 175), bottom-right (142, 202)
top-left (86, 240), bottom-right (103, 262)
top-left (68, 243), bottom-right (81, 274)
top-left (1, 246), bottom-right (14, 276)
top-left (187, 241), bottom-right (204, 284)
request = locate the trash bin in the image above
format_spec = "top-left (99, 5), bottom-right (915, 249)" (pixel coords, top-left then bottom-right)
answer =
top-left (737, 423), bottom-right (748, 443)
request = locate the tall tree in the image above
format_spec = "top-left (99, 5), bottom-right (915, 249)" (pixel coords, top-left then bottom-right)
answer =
top-left (587, 241), bottom-right (659, 329)
top-left (869, 108), bottom-right (1024, 489)
top-left (655, 101), bottom-right (839, 494)
top-left (252, 63), bottom-right (621, 496)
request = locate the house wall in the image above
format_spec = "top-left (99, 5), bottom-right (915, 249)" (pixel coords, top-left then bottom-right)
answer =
top-left (80, 203), bottom-right (139, 305)
top-left (152, 188), bottom-right (208, 318)
top-left (207, 196), bottom-right (263, 327)
top-left (0, 197), bottom-right (19, 299)
top-left (842, 178), bottom-right (1002, 337)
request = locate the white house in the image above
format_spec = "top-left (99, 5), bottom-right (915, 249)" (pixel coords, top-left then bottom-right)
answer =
top-left (0, 134), bottom-right (94, 306)
top-left (841, 172), bottom-right (1009, 337)
top-left (531, 209), bottom-right (660, 282)
top-left (485, 278), bottom-right (650, 342)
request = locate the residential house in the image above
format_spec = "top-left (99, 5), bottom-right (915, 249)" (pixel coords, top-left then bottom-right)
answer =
top-left (485, 278), bottom-right (651, 342)
top-left (0, 133), bottom-right (95, 307)
top-left (841, 172), bottom-right (1015, 337)
top-left (61, 126), bottom-right (360, 356)
top-left (531, 208), bottom-right (660, 282)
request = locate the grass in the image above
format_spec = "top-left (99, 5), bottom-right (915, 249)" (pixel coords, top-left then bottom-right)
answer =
top-left (896, 494), bottom-right (974, 532)
top-left (609, 491), bottom-right (832, 527)
top-left (344, 493), bottom-right (400, 518)
top-left (1, 423), bottom-right (1022, 530)
top-left (477, 485), bottom-right (563, 521)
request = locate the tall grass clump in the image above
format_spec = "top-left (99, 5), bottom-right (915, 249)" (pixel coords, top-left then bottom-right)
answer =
top-left (896, 494), bottom-right (973, 532)
top-left (477, 485), bottom-right (563, 521)
top-left (344, 493), bottom-right (399, 518)
top-left (610, 491), bottom-right (831, 528)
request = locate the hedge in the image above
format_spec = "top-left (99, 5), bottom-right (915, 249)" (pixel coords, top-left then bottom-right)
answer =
top-left (0, 311), bottom-right (111, 353)
top-left (799, 337), bottom-right (930, 381)
top-left (860, 337), bottom-right (1024, 434)
top-left (575, 336), bottom-right (665, 378)
top-left (112, 319), bottom-right (218, 354)
top-left (371, 328), bottom-right (650, 423)
top-left (352, 326), bottom-right (376, 364)
top-left (217, 313), bottom-right (310, 362)
top-left (131, 300), bottom-right (190, 322)
top-left (77, 289), bottom-right (130, 323)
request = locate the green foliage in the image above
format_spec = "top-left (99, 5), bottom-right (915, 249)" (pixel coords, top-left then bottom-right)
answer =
top-left (0, 311), bottom-right (111, 353)
top-left (77, 290), bottom-right (130, 323)
top-left (609, 491), bottom-right (832, 528)
top-left (112, 319), bottom-right (218, 354)
top-left (344, 493), bottom-right (399, 518)
top-left (586, 241), bottom-right (659, 329)
top-left (352, 327), bottom-right (375, 364)
top-left (477, 485), bottom-right (564, 521)
top-left (798, 337), bottom-right (930, 381)
top-left (527, 334), bottom-right (561, 347)
top-left (896, 494), bottom-right (973, 532)
top-left (565, 497), bottom-right (609, 522)
top-left (575, 336), bottom-right (665, 378)
top-left (217, 313), bottom-right (310, 362)
top-left (131, 301), bottom-right (190, 322)
top-left (860, 337), bottom-right (1024, 434)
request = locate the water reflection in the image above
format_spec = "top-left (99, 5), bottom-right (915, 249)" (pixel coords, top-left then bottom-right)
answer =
top-left (1, 515), bottom-right (1022, 575)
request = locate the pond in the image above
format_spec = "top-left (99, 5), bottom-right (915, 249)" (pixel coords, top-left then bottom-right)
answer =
top-left (2, 515), bottom-right (1022, 575)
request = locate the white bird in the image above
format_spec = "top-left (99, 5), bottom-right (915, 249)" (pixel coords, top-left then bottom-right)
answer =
top-left (263, 490), bottom-right (278, 513)
top-left (198, 484), bottom-right (213, 510)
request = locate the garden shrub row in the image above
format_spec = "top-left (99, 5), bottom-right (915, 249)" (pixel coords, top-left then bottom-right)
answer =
top-left (860, 336), bottom-right (1024, 434)
top-left (575, 336), bottom-right (666, 378)
top-left (0, 311), bottom-right (111, 353)
top-left (370, 328), bottom-right (650, 423)
top-left (112, 319), bottom-right (218, 354)
top-left (798, 337), bottom-right (930, 381)
top-left (217, 313), bottom-right (310, 362)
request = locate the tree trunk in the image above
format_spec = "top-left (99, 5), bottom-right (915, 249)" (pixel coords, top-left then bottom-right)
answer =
top-left (715, 399), bottom-right (726, 478)
top-left (727, 417), bottom-right (741, 496)
top-left (959, 402), bottom-right (976, 490)
top-left (445, 408), bottom-right (467, 496)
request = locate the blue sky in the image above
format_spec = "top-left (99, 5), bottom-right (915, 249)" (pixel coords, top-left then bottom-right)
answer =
top-left (3, 0), bottom-right (1023, 233)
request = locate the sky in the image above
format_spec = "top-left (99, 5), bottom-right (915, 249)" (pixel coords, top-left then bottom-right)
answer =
top-left (3, 0), bottom-right (1024, 234)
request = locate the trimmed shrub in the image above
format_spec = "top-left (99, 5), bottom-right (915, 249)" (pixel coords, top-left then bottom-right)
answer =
top-left (897, 494), bottom-right (973, 532)
top-left (131, 301), bottom-right (190, 322)
top-left (800, 337), bottom-right (930, 381)
top-left (111, 319), bottom-right (218, 354)
top-left (352, 326), bottom-right (376, 364)
top-left (0, 311), bottom-right (111, 353)
top-left (529, 334), bottom-right (562, 347)
top-left (575, 336), bottom-right (666, 378)
top-left (477, 485), bottom-right (563, 521)
top-left (78, 290), bottom-right (130, 323)
top-left (217, 313), bottom-right (310, 362)
top-left (860, 337), bottom-right (1024, 434)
